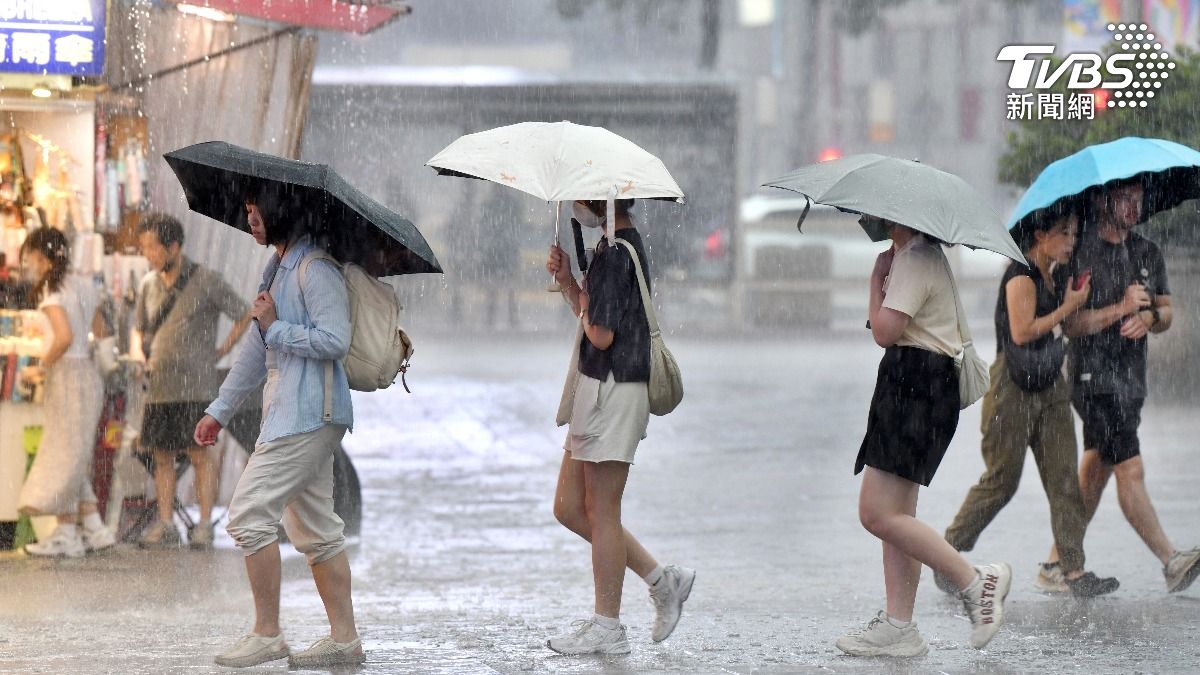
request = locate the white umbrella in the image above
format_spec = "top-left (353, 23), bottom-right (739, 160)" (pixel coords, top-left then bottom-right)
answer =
top-left (427, 121), bottom-right (684, 252)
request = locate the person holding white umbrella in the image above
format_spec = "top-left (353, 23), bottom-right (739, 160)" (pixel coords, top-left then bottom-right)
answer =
top-left (544, 197), bottom-right (694, 656)
top-left (430, 122), bottom-right (693, 655)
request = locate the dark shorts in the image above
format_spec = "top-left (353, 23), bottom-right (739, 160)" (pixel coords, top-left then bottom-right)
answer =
top-left (1072, 394), bottom-right (1143, 465)
top-left (856, 346), bottom-right (960, 487)
top-left (141, 402), bottom-right (210, 454)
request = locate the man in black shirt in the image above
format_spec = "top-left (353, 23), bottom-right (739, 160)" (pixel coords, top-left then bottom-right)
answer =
top-left (1044, 179), bottom-right (1200, 593)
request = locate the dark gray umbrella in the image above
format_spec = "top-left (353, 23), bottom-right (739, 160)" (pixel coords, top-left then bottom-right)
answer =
top-left (163, 141), bottom-right (442, 277)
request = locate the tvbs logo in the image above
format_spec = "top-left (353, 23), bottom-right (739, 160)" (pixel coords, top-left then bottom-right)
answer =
top-left (997, 23), bottom-right (1173, 119)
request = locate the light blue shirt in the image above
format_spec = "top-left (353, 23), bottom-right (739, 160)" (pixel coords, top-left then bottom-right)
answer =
top-left (205, 238), bottom-right (354, 442)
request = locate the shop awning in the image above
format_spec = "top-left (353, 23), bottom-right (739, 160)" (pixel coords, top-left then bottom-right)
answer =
top-left (162, 0), bottom-right (409, 35)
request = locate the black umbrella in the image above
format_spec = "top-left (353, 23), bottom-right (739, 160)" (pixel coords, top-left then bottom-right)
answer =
top-left (163, 141), bottom-right (442, 277)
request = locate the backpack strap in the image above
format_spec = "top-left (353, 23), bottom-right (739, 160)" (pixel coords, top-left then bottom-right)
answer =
top-left (298, 250), bottom-right (338, 423)
top-left (611, 239), bottom-right (660, 339)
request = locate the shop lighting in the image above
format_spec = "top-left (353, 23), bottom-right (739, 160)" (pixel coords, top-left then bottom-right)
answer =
top-left (176, 3), bottom-right (237, 22)
top-left (30, 83), bottom-right (53, 98)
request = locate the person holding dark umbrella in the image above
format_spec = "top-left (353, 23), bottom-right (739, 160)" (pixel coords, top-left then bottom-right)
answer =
top-left (193, 186), bottom-right (362, 668)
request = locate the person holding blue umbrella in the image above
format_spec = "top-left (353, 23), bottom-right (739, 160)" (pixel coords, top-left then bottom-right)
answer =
top-left (1040, 178), bottom-right (1200, 593)
top-left (1005, 137), bottom-right (1200, 594)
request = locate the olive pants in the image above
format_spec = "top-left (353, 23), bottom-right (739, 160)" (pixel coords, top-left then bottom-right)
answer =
top-left (944, 354), bottom-right (1088, 571)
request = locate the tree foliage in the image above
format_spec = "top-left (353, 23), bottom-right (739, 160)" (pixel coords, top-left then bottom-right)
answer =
top-left (999, 48), bottom-right (1200, 249)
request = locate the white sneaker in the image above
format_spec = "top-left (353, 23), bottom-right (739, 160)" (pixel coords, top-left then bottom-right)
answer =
top-left (1165, 547), bottom-right (1200, 593)
top-left (213, 633), bottom-right (289, 668)
top-left (649, 565), bottom-right (695, 642)
top-left (835, 610), bottom-right (929, 657)
top-left (81, 526), bottom-right (116, 553)
top-left (960, 563), bottom-right (1012, 649)
top-left (1035, 562), bottom-right (1069, 594)
top-left (24, 526), bottom-right (85, 559)
top-left (546, 619), bottom-right (631, 655)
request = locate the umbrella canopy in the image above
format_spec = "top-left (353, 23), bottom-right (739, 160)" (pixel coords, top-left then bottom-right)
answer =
top-left (1005, 136), bottom-right (1200, 231)
top-left (426, 121), bottom-right (685, 203)
top-left (163, 141), bottom-right (442, 277)
top-left (764, 154), bottom-right (1024, 263)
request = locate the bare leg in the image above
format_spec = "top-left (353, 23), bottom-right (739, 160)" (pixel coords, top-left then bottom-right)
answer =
top-left (1047, 450), bottom-right (1111, 564)
top-left (552, 452), bottom-right (658, 579)
top-left (310, 552), bottom-right (362, 647)
top-left (581, 460), bottom-right (633, 618)
top-left (245, 542), bottom-right (282, 637)
top-left (1112, 456), bottom-right (1175, 564)
top-left (153, 449), bottom-right (177, 524)
top-left (859, 467), bottom-right (978, 617)
top-left (188, 447), bottom-right (215, 525)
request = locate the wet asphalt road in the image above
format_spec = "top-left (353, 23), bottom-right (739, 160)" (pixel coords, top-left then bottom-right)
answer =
top-left (2, 334), bottom-right (1199, 674)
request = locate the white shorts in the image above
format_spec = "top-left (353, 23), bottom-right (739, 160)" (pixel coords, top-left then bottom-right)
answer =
top-left (563, 372), bottom-right (649, 464)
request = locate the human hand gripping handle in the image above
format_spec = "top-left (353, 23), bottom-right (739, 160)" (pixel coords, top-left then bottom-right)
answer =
top-left (194, 414), bottom-right (223, 447)
top-left (546, 245), bottom-right (576, 287)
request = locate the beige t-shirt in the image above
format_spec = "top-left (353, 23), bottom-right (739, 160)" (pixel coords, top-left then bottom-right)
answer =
top-left (881, 237), bottom-right (962, 358)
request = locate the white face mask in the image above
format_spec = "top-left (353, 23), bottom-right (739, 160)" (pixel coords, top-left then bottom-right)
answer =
top-left (572, 201), bottom-right (605, 229)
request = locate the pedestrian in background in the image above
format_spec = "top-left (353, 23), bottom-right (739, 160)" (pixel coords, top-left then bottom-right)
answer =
top-left (132, 212), bottom-right (252, 549)
top-left (18, 227), bottom-right (114, 558)
top-left (837, 216), bottom-right (1010, 658)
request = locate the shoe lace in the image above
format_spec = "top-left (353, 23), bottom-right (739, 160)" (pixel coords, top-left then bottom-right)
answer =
top-left (568, 619), bottom-right (595, 637)
top-left (849, 616), bottom-right (884, 637)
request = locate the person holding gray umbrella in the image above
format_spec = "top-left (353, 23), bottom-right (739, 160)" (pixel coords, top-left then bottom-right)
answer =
top-left (764, 155), bottom-right (1019, 656)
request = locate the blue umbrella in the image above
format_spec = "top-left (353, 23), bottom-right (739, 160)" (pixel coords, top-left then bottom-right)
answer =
top-left (1006, 137), bottom-right (1200, 231)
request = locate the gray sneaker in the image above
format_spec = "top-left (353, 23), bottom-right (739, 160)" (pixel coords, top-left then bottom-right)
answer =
top-left (189, 523), bottom-right (214, 550)
top-left (139, 520), bottom-right (182, 549)
top-left (835, 610), bottom-right (929, 657)
top-left (213, 633), bottom-right (288, 668)
top-left (1164, 547), bottom-right (1200, 593)
top-left (288, 636), bottom-right (365, 668)
top-left (960, 563), bottom-right (1012, 650)
top-left (649, 565), bottom-right (695, 642)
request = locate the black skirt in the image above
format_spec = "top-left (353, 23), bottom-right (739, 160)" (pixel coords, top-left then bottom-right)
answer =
top-left (141, 401), bottom-right (211, 454)
top-left (856, 345), bottom-right (960, 487)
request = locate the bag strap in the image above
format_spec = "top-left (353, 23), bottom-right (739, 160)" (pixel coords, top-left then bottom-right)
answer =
top-left (612, 238), bottom-right (661, 339)
top-left (145, 260), bottom-right (195, 337)
top-left (936, 248), bottom-right (973, 351)
top-left (298, 249), bottom-right (338, 423)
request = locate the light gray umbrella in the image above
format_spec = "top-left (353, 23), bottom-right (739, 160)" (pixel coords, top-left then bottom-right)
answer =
top-left (764, 154), bottom-right (1024, 263)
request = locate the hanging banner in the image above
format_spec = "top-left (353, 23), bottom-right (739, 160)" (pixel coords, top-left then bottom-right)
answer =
top-left (0, 0), bottom-right (106, 77)
top-left (1144, 0), bottom-right (1200, 51)
top-left (1062, 0), bottom-right (1124, 53)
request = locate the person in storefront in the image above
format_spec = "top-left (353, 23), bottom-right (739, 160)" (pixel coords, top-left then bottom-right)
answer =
top-left (131, 212), bottom-right (252, 549)
top-left (16, 227), bottom-right (114, 558)
top-left (193, 187), bottom-right (363, 668)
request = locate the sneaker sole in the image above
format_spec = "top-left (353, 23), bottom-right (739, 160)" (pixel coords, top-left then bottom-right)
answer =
top-left (652, 569), bottom-right (696, 643)
top-left (214, 645), bottom-right (289, 668)
top-left (545, 639), bottom-right (631, 656)
top-left (1034, 578), bottom-right (1069, 594)
top-left (1167, 555), bottom-right (1200, 593)
top-left (24, 547), bottom-right (85, 559)
top-left (836, 638), bottom-right (930, 658)
top-left (287, 651), bottom-right (366, 667)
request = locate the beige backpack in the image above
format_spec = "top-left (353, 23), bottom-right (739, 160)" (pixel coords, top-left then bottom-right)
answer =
top-left (299, 251), bottom-right (414, 401)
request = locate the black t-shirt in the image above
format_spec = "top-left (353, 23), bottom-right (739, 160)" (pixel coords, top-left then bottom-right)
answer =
top-left (578, 229), bottom-right (651, 383)
top-left (995, 258), bottom-right (1064, 355)
top-left (1062, 229), bottom-right (1169, 399)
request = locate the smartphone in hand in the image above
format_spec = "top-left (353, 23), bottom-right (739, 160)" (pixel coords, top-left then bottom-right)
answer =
top-left (1074, 269), bottom-right (1091, 290)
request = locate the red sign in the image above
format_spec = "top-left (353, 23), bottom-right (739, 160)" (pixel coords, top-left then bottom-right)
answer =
top-left (165, 0), bottom-right (405, 35)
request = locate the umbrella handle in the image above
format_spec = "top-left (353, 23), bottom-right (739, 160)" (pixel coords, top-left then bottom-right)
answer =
top-left (547, 201), bottom-right (563, 293)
